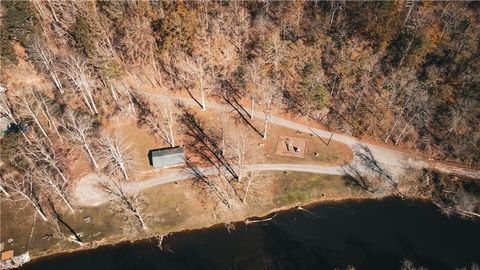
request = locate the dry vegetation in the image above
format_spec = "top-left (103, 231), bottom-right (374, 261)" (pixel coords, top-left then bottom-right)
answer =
top-left (1, 0), bottom-right (479, 260)
top-left (1, 172), bottom-right (370, 258)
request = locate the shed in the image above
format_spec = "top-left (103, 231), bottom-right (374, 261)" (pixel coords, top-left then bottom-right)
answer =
top-left (148, 146), bottom-right (185, 169)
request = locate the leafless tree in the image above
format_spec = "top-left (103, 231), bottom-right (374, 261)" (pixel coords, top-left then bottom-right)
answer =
top-left (266, 32), bottom-right (287, 74)
top-left (46, 198), bottom-right (83, 246)
top-left (353, 55), bottom-right (379, 112)
top-left (29, 35), bottom-right (64, 94)
top-left (15, 89), bottom-right (52, 145)
top-left (341, 163), bottom-right (377, 193)
top-left (117, 13), bottom-right (155, 68)
top-left (229, 2), bottom-right (249, 57)
top-left (60, 109), bottom-right (99, 169)
top-left (7, 173), bottom-right (48, 222)
top-left (215, 111), bottom-right (231, 155)
top-left (157, 99), bottom-right (179, 147)
top-left (182, 55), bottom-right (211, 111)
top-left (62, 56), bottom-right (99, 115)
top-left (400, 259), bottom-right (427, 270)
top-left (353, 144), bottom-right (400, 195)
top-left (247, 60), bottom-right (264, 120)
top-left (259, 79), bottom-right (280, 140)
top-left (188, 163), bottom-right (241, 211)
top-left (34, 92), bottom-right (63, 143)
top-left (134, 94), bottom-right (179, 147)
top-left (0, 169), bottom-right (11, 197)
top-left (226, 125), bottom-right (259, 182)
top-left (182, 111), bottom-right (238, 180)
top-left (241, 170), bottom-right (268, 206)
top-left (98, 178), bottom-right (148, 231)
top-left (37, 168), bottom-right (75, 213)
top-left (435, 186), bottom-right (480, 219)
top-left (21, 136), bottom-right (68, 184)
top-left (99, 133), bottom-right (133, 180)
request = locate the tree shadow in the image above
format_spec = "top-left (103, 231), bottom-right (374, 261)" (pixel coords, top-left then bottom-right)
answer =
top-left (180, 110), bottom-right (238, 180)
top-left (341, 164), bottom-right (376, 193)
top-left (221, 95), bottom-right (263, 138)
top-left (184, 86), bottom-right (203, 109)
top-left (46, 198), bottom-right (83, 244)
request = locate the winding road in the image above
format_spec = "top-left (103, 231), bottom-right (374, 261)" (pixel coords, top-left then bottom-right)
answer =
top-left (74, 92), bottom-right (480, 207)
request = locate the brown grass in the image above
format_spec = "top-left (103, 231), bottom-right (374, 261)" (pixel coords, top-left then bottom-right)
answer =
top-left (1, 171), bottom-right (374, 259)
top-left (264, 124), bottom-right (353, 165)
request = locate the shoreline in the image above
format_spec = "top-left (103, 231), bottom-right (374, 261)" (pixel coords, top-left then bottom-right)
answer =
top-left (24, 194), bottom-right (428, 265)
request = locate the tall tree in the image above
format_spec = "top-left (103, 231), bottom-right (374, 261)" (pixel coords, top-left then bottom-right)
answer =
top-left (60, 109), bottom-right (99, 169)
top-left (99, 133), bottom-right (133, 180)
top-left (62, 56), bottom-right (99, 115)
top-left (29, 35), bottom-right (64, 94)
top-left (259, 79), bottom-right (280, 140)
top-left (99, 178), bottom-right (148, 231)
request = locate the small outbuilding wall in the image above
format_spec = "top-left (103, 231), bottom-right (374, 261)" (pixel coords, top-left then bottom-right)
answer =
top-left (148, 146), bottom-right (185, 169)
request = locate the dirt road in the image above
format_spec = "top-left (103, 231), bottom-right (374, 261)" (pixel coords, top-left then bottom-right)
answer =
top-left (74, 93), bottom-right (480, 207)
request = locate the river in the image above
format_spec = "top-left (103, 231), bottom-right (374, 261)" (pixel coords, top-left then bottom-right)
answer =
top-left (20, 198), bottom-right (480, 270)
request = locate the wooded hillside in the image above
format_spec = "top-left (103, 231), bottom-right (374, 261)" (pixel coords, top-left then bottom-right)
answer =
top-left (1, 1), bottom-right (478, 166)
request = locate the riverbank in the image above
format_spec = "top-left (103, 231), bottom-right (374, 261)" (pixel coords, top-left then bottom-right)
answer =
top-left (27, 195), bottom-right (386, 265)
top-left (20, 198), bottom-right (480, 270)
top-left (2, 171), bottom-right (376, 264)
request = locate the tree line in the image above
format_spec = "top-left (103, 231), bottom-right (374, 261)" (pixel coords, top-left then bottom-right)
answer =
top-left (1, 1), bottom-right (479, 233)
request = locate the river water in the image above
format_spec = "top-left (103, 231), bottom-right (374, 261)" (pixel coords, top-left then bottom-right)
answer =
top-left (20, 198), bottom-right (480, 270)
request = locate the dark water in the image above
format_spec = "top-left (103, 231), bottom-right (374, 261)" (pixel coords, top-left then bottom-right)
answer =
top-left (20, 198), bottom-right (480, 270)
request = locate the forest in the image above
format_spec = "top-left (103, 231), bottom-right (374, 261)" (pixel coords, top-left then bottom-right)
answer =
top-left (0, 0), bottom-right (479, 258)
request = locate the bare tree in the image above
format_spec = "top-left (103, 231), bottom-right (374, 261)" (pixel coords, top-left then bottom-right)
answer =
top-left (99, 133), bottom-right (133, 180)
top-left (400, 259), bottom-right (427, 270)
top-left (229, 2), bottom-right (249, 57)
top-left (182, 55), bottom-right (211, 111)
top-left (188, 163), bottom-right (241, 211)
top-left (7, 173), bottom-right (48, 222)
top-left (353, 144), bottom-right (400, 195)
top-left (21, 136), bottom-right (68, 184)
top-left (15, 89), bottom-right (52, 145)
top-left (241, 170), bottom-right (268, 206)
top-left (134, 94), bottom-right (179, 147)
top-left (182, 111), bottom-right (238, 180)
top-left (37, 168), bottom-right (75, 213)
top-left (99, 179), bottom-right (148, 231)
top-left (266, 32), bottom-right (286, 74)
top-left (60, 109), bottom-right (99, 169)
top-left (0, 169), bottom-right (11, 197)
top-left (216, 111), bottom-right (231, 155)
top-left (341, 163), bottom-right (377, 193)
top-left (62, 56), bottom-right (99, 115)
top-left (435, 186), bottom-right (480, 219)
top-left (157, 99), bottom-right (179, 147)
top-left (247, 60), bottom-right (264, 120)
top-left (226, 125), bottom-right (259, 182)
top-left (259, 79), bottom-right (280, 140)
top-left (117, 13), bottom-right (155, 68)
top-left (29, 35), bottom-right (64, 94)
top-left (34, 92), bottom-right (63, 143)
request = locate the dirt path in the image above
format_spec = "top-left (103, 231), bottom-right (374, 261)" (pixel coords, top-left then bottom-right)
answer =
top-left (74, 92), bottom-right (480, 207)
top-left (144, 93), bottom-right (480, 178)
top-left (75, 164), bottom-right (345, 207)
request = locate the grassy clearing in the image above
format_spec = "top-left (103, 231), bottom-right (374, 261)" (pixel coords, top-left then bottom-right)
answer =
top-left (271, 172), bottom-right (370, 207)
